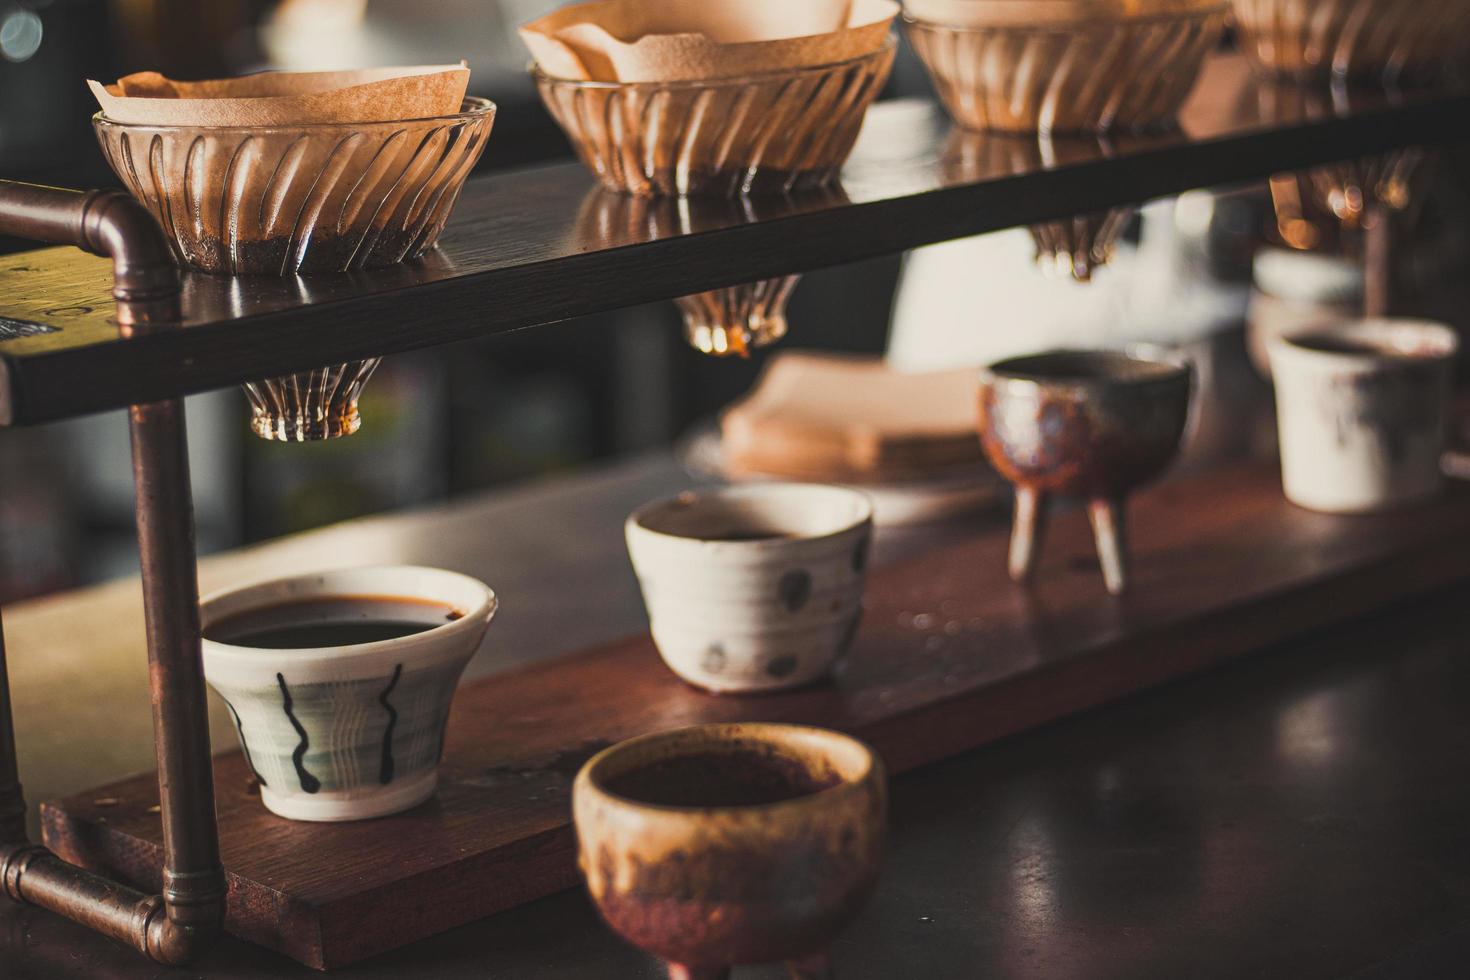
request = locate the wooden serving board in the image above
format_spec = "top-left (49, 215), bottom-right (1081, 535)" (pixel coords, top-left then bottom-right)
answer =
top-left (42, 460), bottom-right (1470, 970)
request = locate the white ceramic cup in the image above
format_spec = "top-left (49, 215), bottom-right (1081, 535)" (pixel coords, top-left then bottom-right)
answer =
top-left (1269, 318), bottom-right (1459, 514)
top-left (626, 484), bottom-right (874, 694)
top-left (201, 566), bottom-right (496, 822)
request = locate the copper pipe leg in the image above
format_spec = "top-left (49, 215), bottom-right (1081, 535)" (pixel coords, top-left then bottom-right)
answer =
top-left (666, 965), bottom-right (730, 980)
top-left (0, 181), bottom-right (221, 964)
top-left (1363, 204), bottom-right (1391, 318)
top-left (127, 399), bottom-right (226, 963)
top-left (1087, 497), bottom-right (1129, 596)
top-left (0, 611), bottom-right (26, 845)
top-left (787, 950), bottom-right (836, 979)
top-left (1008, 486), bottom-right (1047, 583)
top-left (0, 402), bottom-right (226, 965)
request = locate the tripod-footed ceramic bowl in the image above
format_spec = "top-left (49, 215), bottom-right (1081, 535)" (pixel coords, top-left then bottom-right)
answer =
top-left (978, 348), bottom-right (1193, 594)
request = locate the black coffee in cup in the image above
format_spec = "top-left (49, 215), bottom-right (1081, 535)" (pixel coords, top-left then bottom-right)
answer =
top-left (206, 596), bottom-right (463, 649)
top-left (604, 749), bottom-right (840, 808)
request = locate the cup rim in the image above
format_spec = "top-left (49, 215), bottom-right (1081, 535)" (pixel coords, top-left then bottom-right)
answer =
top-left (980, 346), bottom-right (1192, 394)
top-left (200, 564), bottom-right (496, 664)
top-left (626, 483), bottom-right (874, 547)
top-left (529, 33), bottom-right (896, 89)
top-left (578, 722), bottom-right (879, 815)
top-left (1270, 317), bottom-right (1461, 367)
top-left (93, 95), bottom-right (496, 133)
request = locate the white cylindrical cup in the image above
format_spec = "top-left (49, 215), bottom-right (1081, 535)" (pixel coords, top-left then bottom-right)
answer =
top-left (1269, 318), bottom-right (1458, 514)
top-left (201, 566), bottom-right (496, 822)
top-left (626, 484), bottom-right (874, 694)
top-left (1246, 246), bottom-right (1364, 380)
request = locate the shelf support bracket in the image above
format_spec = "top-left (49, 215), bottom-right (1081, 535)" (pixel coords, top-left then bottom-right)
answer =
top-left (0, 180), bottom-right (224, 965)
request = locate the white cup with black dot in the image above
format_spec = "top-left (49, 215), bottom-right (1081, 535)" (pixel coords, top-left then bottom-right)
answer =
top-left (626, 484), bottom-right (874, 694)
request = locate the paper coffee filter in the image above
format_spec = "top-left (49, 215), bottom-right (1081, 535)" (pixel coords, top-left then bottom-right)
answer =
top-left (522, 0), bottom-right (899, 82)
top-left (904, 0), bottom-right (1223, 28)
top-left (88, 63), bottom-right (470, 127)
top-left (564, 0), bottom-right (855, 43)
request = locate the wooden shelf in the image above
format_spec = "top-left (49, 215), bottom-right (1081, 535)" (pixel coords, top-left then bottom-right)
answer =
top-left (2, 54), bottom-right (1467, 426)
top-left (42, 459), bottom-right (1470, 970)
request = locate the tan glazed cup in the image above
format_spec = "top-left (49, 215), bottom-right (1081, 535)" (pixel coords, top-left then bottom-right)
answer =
top-left (573, 723), bottom-right (887, 979)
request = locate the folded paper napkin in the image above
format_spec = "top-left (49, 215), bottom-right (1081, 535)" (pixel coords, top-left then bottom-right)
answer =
top-left (521, 0), bottom-right (898, 82)
top-left (721, 351), bottom-right (986, 483)
top-left (88, 63), bottom-right (470, 127)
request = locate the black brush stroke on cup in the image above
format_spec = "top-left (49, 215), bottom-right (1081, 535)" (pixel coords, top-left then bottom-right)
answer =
top-left (379, 664), bottom-right (403, 785)
top-left (226, 700), bottom-right (266, 787)
top-left (277, 673), bottom-right (320, 794)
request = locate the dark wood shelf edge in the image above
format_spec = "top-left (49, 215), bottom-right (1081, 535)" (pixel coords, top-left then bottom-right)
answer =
top-left (3, 81), bottom-right (1469, 423)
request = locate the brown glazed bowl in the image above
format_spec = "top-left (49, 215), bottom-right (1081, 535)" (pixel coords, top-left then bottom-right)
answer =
top-left (93, 97), bottom-right (495, 275)
top-left (905, 0), bottom-right (1227, 134)
top-left (573, 723), bottom-right (886, 979)
top-left (978, 349), bottom-right (1193, 594)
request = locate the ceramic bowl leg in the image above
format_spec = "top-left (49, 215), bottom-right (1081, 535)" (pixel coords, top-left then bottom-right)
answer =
top-left (665, 964), bottom-right (730, 980)
top-left (1008, 486), bottom-right (1048, 583)
top-left (787, 950), bottom-right (835, 979)
top-left (1087, 496), bottom-right (1128, 595)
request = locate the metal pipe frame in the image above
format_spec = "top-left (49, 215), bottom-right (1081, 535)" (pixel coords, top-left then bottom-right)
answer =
top-left (0, 181), bottom-right (224, 965)
top-left (1363, 203), bottom-right (1393, 319)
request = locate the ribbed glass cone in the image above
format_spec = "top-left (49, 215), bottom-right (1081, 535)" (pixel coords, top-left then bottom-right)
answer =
top-left (535, 42), bottom-right (895, 197)
top-left (907, 8), bottom-right (1226, 134)
top-left (1029, 208), bottom-right (1134, 282)
top-left (1233, 0), bottom-right (1470, 81)
top-left (243, 359), bottom-right (381, 441)
top-left (94, 99), bottom-right (495, 274)
top-left (676, 276), bottom-right (799, 357)
top-left (1307, 148), bottom-right (1425, 230)
top-left (576, 192), bottom-right (852, 359)
top-left (1254, 82), bottom-right (1430, 241)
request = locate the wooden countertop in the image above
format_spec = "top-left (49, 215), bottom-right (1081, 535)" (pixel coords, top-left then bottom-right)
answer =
top-left (5, 455), bottom-right (1470, 977)
top-left (8, 484), bottom-right (1470, 980)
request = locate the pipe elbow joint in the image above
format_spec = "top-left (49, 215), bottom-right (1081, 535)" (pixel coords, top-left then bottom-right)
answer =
top-left (0, 841), bottom-right (45, 900)
top-left (143, 896), bottom-right (223, 967)
top-left (80, 190), bottom-right (181, 327)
